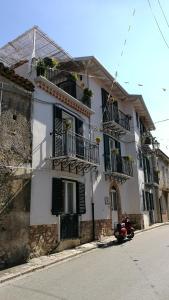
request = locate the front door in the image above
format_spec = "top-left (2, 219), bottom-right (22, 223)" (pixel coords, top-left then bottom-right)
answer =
top-left (60, 180), bottom-right (78, 239)
top-left (111, 188), bottom-right (118, 229)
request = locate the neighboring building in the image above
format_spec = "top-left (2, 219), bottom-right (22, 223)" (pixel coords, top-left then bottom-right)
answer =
top-left (0, 26), bottom-right (167, 262)
top-left (0, 62), bottom-right (34, 268)
top-left (156, 149), bottom-right (169, 222)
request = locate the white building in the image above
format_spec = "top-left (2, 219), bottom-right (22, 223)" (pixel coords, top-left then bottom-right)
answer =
top-left (0, 26), bottom-right (162, 256)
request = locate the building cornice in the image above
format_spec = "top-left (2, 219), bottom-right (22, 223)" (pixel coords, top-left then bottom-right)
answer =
top-left (35, 76), bottom-right (94, 118)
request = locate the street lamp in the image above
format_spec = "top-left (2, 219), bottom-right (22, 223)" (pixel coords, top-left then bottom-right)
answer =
top-left (153, 139), bottom-right (160, 150)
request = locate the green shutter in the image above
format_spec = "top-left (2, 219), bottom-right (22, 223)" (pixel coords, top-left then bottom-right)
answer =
top-left (52, 178), bottom-right (63, 215)
top-left (103, 134), bottom-right (110, 171)
top-left (76, 182), bottom-right (86, 214)
top-left (101, 88), bottom-right (108, 122)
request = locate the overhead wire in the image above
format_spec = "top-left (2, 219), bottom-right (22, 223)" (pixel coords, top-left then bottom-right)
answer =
top-left (147, 0), bottom-right (169, 49)
top-left (157, 0), bottom-right (169, 29)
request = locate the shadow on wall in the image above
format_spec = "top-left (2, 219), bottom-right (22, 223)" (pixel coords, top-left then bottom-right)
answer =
top-left (0, 179), bottom-right (31, 270)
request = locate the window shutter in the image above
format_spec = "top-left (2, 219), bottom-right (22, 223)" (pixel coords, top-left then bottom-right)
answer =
top-left (103, 134), bottom-right (110, 171)
top-left (101, 88), bottom-right (108, 122)
top-left (76, 182), bottom-right (86, 214)
top-left (53, 106), bottom-right (62, 157)
top-left (52, 178), bottom-right (63, 215)
top-left (75, 117), bottom-right (84, 158)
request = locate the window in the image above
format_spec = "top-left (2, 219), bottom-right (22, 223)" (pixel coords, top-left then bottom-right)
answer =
top-left (136, 112), bottom-right (139, 128)
top-left (138, 149), bottom-right (143, 168)
top-left (63, 180), bottom-right (76, 214)
top-left (52, 178), bottom-right (86, 215)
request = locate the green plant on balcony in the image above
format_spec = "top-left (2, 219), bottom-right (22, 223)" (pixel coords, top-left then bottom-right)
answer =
top-left (37, 57), bottom-right (60, 76)
top-left (81, 88), bottom-right (93, 106)
top-left (68, 72), bottom-right (78, 82)
top-left (111, 148), bottom-right (119, 155)
top-left (95, 137), bottom-right (101, 145)
top-left (125, 155), bottom-right (133, 161)
top-left (36, 59), bottom-right (46, 76)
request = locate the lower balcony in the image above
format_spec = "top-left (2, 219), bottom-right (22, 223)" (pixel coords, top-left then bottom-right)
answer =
top-left (105, 155), bottom-right (133, 183)
top-left (144, 171), bottom-right (159, 188)
top-left (49, 131), bottom-right (100, 174)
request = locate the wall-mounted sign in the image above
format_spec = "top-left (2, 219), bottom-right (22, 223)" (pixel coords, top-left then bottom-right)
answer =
top-left (104, 196), bottom-right (110, 205)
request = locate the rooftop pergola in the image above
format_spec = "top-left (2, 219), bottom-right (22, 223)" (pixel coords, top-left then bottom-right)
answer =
top-left (0, 26), bottom-right (72, 67)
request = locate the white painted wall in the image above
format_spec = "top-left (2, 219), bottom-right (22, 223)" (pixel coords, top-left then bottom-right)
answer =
top-left (30, 87), bottom-right (88, 225)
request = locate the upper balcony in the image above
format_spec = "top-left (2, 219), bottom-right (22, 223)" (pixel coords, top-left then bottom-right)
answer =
top-left (105, 154), bottom-right (133, 183)
top-left (36, 61), bottom-right (92, 109)
top-left (50, 130), bottom-right (100, 174)
top-left (103, 104), bottom-right (131, 136)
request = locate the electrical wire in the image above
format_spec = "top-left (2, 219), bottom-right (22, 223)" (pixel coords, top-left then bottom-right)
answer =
top-left (147, 0), bottom-right (169, 49)
top-left (154, 118), bottom-right (169, 124)
top-left (157, 0), bottom-right (169, 29)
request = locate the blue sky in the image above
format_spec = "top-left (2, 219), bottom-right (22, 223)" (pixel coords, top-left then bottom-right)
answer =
top-left (1, 0), bottom-right (169, 153)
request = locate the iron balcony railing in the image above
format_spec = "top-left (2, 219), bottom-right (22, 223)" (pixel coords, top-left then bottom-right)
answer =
top-left (53, 131), bottom-right (100, 165)
top-left (106, 154), bottom-right (133, 177)
top-left (103, 104), bottom-right (131, 131)
top-left (144, 170), bottom-right (159, 185)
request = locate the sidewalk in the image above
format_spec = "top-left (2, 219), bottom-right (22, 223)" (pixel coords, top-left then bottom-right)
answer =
top-left (0, 222), bottom-right (168, 284)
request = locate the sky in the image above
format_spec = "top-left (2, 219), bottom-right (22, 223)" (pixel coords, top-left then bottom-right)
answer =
top-left (0, 0), bottom-right (169, 154)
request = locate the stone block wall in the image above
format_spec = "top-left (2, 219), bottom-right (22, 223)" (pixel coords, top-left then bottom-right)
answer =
top-left (29, 224), bottom-right (58, 258)
top-left (80, 219), bottom-right (112, 243)
top-left (0, 75), bottom-right (32, 268)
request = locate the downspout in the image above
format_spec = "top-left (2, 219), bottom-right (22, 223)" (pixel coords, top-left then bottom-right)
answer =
top-left (0, 82), bottom-right (3, 116)
top-left (86, 66), bottom-right (95, 241)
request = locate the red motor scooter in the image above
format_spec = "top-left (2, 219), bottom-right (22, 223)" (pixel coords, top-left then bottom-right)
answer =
top-left (114, 217), bottom-right (134, 243)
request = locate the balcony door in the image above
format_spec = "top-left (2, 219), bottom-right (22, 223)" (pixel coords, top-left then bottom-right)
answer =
top-left (62, 111), bottom-right (75, 156)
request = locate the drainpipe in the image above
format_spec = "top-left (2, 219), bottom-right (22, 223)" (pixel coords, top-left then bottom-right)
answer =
top-left (0, 82), bottom-right (3, 116)
top-left (85, 65), bottom-right (95, 240)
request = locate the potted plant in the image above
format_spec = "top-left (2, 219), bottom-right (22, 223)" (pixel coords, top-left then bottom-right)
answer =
top-left (68, 72), bottom-right (78, 82)
top-left (125, 155), bottom-right (133, 161)
top-left (95, 137), bottom-right (101, 145)
top-left (111, 148), bottom-right (119, 155)
top-left (81, 88), bottom-right (93, 107)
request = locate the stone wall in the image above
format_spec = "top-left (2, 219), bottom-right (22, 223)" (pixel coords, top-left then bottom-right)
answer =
top-left (0, 75), bottom-right (32, 268)
top-left (29, 224), bottom-right (58, 258)
top-left (80, 219), bottom-right (112, 243)
top-left (122, 214), bottom-right (144, 230)
top-left (0, 180), bottom-right (31, 268)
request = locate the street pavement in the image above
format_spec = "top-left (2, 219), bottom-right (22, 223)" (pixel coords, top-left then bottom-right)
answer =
top-left (0, 224), bottom-right (169, 299)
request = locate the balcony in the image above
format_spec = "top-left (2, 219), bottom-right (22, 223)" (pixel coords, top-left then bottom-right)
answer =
top-left (50, 131), bottom-right (99, 174)
top-left (103, 104), bottom-right (131, 136)
top-left (36, 67), bottom-right (91, 108)
top-left (105, 154), bottom-right (133, 183)
top-left (144, 170), bottom-right (159, 187)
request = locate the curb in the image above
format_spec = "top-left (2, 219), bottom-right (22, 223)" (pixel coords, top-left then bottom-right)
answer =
top-left (0, 222), bottom-right (168, 284)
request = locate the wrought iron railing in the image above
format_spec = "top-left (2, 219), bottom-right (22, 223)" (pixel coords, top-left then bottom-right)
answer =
top-left (53, 131), bottom-right (100, 165)
top-left (60, 214), bottom-right (79, 239)
top-left (144, 170), bottom-right (159, 185)
top-left (105, 154), bottom-right (133, 177)
top-left (103, 104), bottom-right (131, 131)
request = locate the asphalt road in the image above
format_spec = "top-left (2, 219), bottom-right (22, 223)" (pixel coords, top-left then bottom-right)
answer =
top-left (1, 226), bottom-right (169, 300)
